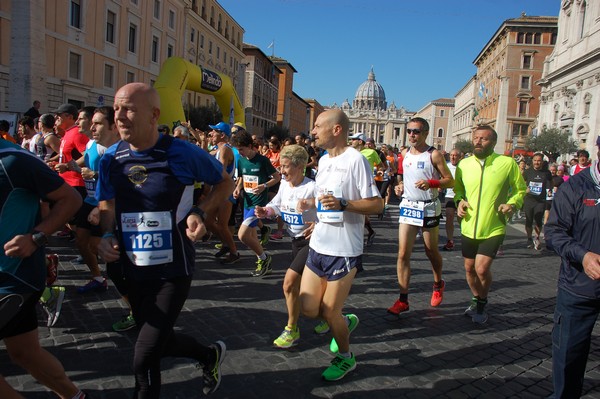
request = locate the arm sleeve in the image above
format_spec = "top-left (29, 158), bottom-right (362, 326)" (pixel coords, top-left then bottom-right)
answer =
top-left (544, 180), bottom-right (588, 264)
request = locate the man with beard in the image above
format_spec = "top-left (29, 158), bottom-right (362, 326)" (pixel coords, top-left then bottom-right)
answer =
top-left (454, 125), bottom-right (526, 323)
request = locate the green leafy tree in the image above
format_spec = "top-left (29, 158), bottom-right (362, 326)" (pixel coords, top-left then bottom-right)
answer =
top-left (453, 138), bottom-right (474, 155)
top-left (184, 103), bottom-right (223, 132)
top-left (526, 127), bottom-right (578, 162)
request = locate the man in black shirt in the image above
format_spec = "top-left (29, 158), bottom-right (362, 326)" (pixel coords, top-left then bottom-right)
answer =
top-left (522, 153), bottom-right (552, 250)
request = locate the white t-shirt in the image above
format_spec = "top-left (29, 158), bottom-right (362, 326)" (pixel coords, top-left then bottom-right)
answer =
top-left (445, 162), bottom-right (457, 199)
top-left (267, 177), bottom-right (317, 238)
top-left (310, 147), bottom-right (381, 257)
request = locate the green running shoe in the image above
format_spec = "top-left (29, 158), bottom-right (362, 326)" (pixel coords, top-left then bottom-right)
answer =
top-left (322, 353), bottom-right (356, 381)
top-left (329, 314), bottom-right (359, 353)
top-left (112, 313), bottom-right (137, 332)
top-left (273, 326), bottom-right (300, 348)
top-left (314, 320), bottom-right (330, 335)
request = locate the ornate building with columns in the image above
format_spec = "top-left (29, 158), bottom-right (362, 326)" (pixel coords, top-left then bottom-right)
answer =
top-left (331, 68), bottom-right (413, 149)
top-left (538, 0), bottom-right (600, 156)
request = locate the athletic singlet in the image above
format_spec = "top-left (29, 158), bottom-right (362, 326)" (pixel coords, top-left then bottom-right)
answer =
top-left (105, 135), bottom-right (194, 281)
top-left (215, 143), bottom-right (236, 202)
top-left (402, 147), bottom-right (440, 201)
top-left (83, 140), bottom-right (106, 206)
top-left (35, 132), bottom-right (57, 162)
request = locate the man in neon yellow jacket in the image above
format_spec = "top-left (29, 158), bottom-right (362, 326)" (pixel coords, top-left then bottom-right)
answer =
top-left (454, 125), bottom-right (526, 324)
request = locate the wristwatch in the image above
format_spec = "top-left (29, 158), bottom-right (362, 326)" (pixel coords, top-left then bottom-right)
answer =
top-left (31, 231), bottom-right (48, 247)
top-left (339, 199), bottom-right (348, 211)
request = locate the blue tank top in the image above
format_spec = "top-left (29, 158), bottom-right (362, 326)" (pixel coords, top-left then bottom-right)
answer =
top-left (107, 135), bottom-right (195, 281)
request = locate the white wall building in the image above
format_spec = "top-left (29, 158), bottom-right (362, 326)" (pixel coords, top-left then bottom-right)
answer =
top-left (538, 0), bottom-right (600, 155)
top-left (449, 76), bottom-right (477, 149)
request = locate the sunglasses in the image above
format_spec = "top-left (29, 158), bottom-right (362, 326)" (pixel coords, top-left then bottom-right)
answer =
top-left (406, 129), bottom-right (423, 135)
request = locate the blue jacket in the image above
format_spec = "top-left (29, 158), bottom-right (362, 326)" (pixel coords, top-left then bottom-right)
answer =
top-left (545, 166), bottom-right (600, 299)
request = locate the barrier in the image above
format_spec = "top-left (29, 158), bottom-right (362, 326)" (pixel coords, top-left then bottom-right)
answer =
top-left (154, 57), bottom-right (244, 129)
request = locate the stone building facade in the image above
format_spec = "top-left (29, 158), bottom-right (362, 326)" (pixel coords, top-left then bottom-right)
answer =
top-left (538, 0), bottom-right (600, 156)
top-left (333, 68), bottom-right (413, 149)
top-left (473, 14), bottom-right (558, 153)
top-left (415, 98), bottom-right (455, 151)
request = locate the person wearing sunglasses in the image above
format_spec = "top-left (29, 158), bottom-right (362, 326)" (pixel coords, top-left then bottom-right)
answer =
top-left (388, 117), bottom-right (454, 317)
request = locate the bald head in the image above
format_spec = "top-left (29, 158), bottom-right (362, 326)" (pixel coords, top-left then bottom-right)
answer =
top-left (114, 83), bottom-right (162, 151)
top-left (323, 109), bottom-right (349, 135)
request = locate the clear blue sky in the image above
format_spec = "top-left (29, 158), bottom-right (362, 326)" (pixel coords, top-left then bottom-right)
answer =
top-left (218, 0), bottom-right (560, 111)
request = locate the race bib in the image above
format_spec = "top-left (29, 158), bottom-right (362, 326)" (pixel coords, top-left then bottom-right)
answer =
top-left (84, 178), bottom-right (96, 199)
top-left (243, 175), bottom-right (259, 193)
top-left (399, 199), bottom-right (425, 227)
top-left (529, 181), bottom-right (543, 196)
top-left (280, 199), bottom-right (304, 226)
top-left (317, 186), bottom-right (344, 223)
top-left (121, 211), bottom-right (173, 266)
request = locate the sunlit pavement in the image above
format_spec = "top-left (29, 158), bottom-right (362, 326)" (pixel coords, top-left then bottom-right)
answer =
top-left (2, 203), bottom-right (599, 398)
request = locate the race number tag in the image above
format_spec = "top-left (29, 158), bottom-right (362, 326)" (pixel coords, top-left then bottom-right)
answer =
top-left (281, 200), bottom-right (304, 226)
top-left (243, 175), bottom-right (259, 193)
top-left (399, 199), bottom-right (425, 227)
top-left (529, 181), bottom-right (543, 196)
top-left (317, 186), bottom-right (344, 223)
top-left (121, 211), bottom-right (173, 266)
top-left (84, 178), bottom-right (96, 199)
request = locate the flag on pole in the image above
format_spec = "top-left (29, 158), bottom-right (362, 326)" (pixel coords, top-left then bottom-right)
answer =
top-left (478, 82), bottom-right (486, 98)
top-left (267, 40), bottom-right (274, 49)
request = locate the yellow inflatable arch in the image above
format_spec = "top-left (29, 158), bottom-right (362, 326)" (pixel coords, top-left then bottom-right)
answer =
top-left (154, 57), bottom-right (244, 129)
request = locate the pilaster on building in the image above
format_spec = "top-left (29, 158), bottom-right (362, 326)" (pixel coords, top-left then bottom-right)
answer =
top-left (538, 1), bottom-right (600, 157)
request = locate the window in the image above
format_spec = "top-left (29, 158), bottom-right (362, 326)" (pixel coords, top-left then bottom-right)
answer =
top-left (520, 76), bottom-right (531, 90)
top-left (69, 52), bottom-right (81, 80)
top-left (517, 32), bottom-right (524, 43)
top-left (167, 44), bottom-right (173, 58)
top-left (512, 123), bottom-right (529, 137)
top-left (437, 128), bottom-right (443, 138)
top-left (151, 36), bottom-right (159, 63)
top-left (440, 109), bottom-right (445, 117)
top-left (518, 100), bottom-right (528, 116)
top-left (200, 34), bottom-right (204, 48)
top-left (153, 0), bottom-right (161, 19)
top-left (209, 41), bottom-right (212, 54)
top-left (190, 28), bottom-right (196, 43)
top-left (525, 33), bottom-right (533, 44)
top-left (106, 11), bottom-right (116, 43)
top-left (168, 10), bottom-right (175, 29)
top-left (104, 64), bottom-right (114, 88)
top-left (583, 93), bottom-right (592, 116)
top-left (129, 23), bottom-right (137, 53)
top-left (126, 71), bottom-right (135, 83)
top-left (522, 54), bottom-right (532, 69)
top-left (533, 34), bottom-right (541, 44)
top-left (223, 50), bottom-right (227, 63)
top-left (70, 0), bottom-right (81, 29)
top-left (216, 46), bottom-right (220, 59)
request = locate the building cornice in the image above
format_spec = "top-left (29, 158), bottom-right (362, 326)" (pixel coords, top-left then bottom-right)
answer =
top-left (538, 47), bottom-right (600, 86)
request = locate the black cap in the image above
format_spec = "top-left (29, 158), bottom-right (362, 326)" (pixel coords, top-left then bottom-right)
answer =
top-left (52, 103), bottom-right (78, 118)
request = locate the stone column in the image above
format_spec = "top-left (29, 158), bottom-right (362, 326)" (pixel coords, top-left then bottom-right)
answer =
top-left (495, 76), bottom-right (510, 153)
top-left (9, 0), bottom-right (46, 114)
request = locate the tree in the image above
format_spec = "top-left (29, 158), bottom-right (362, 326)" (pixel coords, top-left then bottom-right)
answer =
top-left (526, 127), bottom-right (578, 162)
top-left (453, 138), bottom-right (474, 155)
top-left (184, 103), bottom-right (223, 132)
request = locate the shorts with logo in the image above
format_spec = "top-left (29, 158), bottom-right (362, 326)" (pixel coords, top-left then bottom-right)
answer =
top-left (305, 248), bottom-right (363, 281)
top-left (289, 237), bottom-right (310, 274)
top-left (445, 199), bottom-right (456, 209)
top-left (461, 234), bottom-right (505, 259)
top-left (241, 207), bottom-right (260, 228)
